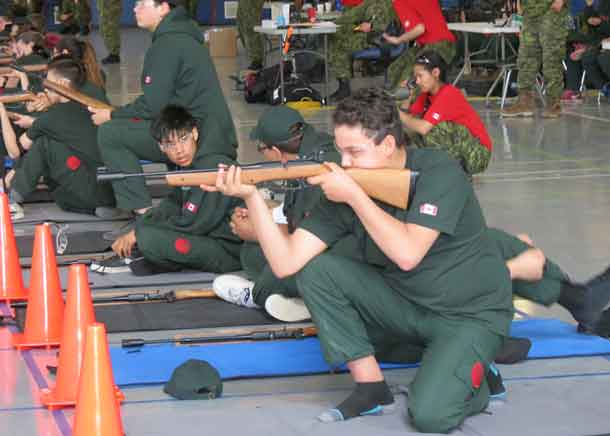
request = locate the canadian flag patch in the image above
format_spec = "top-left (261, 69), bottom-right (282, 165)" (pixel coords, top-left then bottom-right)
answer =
top-left (419, 203), bottom-right (438, 216)
top-left (432, 112), bottom-right (441, 121)
top-left (184, 202), bottom-right (198, 213)
top-left (144, 76), bottom-right (152, 84)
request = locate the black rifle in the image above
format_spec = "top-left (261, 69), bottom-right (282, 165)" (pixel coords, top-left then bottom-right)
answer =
top-left (121, 326), bottom-right (317, 349)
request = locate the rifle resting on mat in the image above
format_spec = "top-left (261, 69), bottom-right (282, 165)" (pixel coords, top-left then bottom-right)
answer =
top-left (121, 326), bottom-right (318, 349)
top-left (98, 160), bottom-right (417, 210)
top-left (11, 288), bottom-right (217, 310)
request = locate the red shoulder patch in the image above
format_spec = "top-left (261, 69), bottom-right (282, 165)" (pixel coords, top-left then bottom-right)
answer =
top-left (66, 156), bottom-right (81, 171)
top-left (471, 361), bottom-right (484, 389)
top-left (174, 238), bottom-right (191, 254)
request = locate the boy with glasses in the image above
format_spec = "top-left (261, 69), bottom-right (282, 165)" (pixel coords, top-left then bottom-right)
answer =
top-left (89, 0), bottom-right (237, 227)
top-left (91, 105), bottom-right (242, 275)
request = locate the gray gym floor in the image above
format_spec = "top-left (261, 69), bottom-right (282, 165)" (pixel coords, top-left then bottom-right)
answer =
top-left (1, 27), bottom-right (610, 435)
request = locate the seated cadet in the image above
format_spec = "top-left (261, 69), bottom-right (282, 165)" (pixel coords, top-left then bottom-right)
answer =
top-left (212, 106), bottom-right (353, 321)
top-left (90, 105), bottom-right (242, 275)
top-left (4, 56), bottom-right (115, 220)
top-left (384, 0), bottom-right (456, 93)
top-left (89, 0), bottom-right (237, 224)
top-left (13, 30), bottom-right (48, 66)
top-left (399, 51), bottom-right (492, 176)
top-left (328, 0), bottom-right (396, 101)
top-left (203, 87), bottom-right (514, 432)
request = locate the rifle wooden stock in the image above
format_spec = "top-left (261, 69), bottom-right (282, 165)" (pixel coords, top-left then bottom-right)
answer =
top-left (166, 164), bottom-right (413, 210)
top-left (0, 57), bottom-right (13, 65)
top-left (42, 78), bottom-right (114, 110)
top-left (0, 63), bottom-right (47, 75)
top-left (0, 92), bottom-right (35, 104)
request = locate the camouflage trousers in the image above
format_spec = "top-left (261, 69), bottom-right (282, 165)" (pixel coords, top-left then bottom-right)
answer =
top-left (328, 29), bottom-right (370, 79)
top-left (236, 0), bottom-right (266, 64)
top-left (409, 122), bottom-right (491, 176)
top-left (387, 40), bottom-right (456, 90)
top-left (517, 11), bottom-right (568, 101)
top-left (98, 0), bottom-right (121, 55)
top-left (61, 0), bottom-right (91, 27)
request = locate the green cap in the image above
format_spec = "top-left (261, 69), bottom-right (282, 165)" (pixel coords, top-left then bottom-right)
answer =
top-left (250, 106), bottom-right (305, 146)
top-left (163, 359), bottom-right (223, 400)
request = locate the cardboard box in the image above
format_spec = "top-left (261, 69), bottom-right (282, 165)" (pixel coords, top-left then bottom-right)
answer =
top-left (204, 27), bottom-right (238, 57)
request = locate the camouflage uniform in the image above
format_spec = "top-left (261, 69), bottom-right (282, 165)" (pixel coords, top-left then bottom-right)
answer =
top-left (328, 0), bottom-right (396, 79)
top-left (410, 122), bottom-right (491, 176)
top-left (98, 0), bottom-right (121, 56)
top-left (236, 0), bottom-right (266, 65)
top-left (517, 0), bottom-right (570, 101)
top-left (387, 40), bottom-right (456, 90)
top-left (60, 0), bottom-right (92, 30)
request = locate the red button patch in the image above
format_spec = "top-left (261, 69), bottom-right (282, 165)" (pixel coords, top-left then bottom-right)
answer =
top-left (471, 361), bottom-right (484, 389)
top-left (174, 238), bottom-right (191, 254)
top-left (66, 156), bottom-right (81, 171)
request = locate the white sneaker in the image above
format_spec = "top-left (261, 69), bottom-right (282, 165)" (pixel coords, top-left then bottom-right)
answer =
top-left (213, 274), bottom-right (259, 309)
top-left (9, 203), bottom-right (24, 221)
top-left (264, 294), bottom-right (311, 322)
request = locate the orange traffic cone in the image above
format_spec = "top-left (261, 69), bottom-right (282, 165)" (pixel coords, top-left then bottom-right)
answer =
top-left (12, 223), bottom-right (64, 349)
top-left (40, 264), bottom-right (95, 408)
top-left (0, 193), bottom-right (27, 302)
top-left (72, 323), bottom-right (124, 436)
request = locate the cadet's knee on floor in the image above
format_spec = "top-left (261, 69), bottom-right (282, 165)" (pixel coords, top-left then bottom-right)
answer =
top-left (408, 393), bottom-right (462, 434)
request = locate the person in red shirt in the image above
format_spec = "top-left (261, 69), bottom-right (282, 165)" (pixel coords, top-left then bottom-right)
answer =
top-left (399, 50), bottom-right (492, 175)
top-left (384, 0), bottom-right (456, 91)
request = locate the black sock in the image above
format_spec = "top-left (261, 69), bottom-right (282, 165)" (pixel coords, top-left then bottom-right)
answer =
top-left (336, 381), bottom-right (393, 420)
top-left (558, 280), bottom-right (594, 328)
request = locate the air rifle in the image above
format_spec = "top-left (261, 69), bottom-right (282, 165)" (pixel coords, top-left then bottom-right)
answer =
top-left (0, 63), bottom-right (47, 75)
top-left (121, 325), bottom-right (317, 348)
top-left (10, 288), bottom-right (217, 310)
top-left (97, 159), bottom-right (417, 210)
top-left (0, 91), bottom-right (35, 104)
top-left (9, 64), bottom-right (114, 111)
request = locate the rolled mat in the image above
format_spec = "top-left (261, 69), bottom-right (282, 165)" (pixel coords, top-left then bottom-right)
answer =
top-left (109, 319), bottom-right (610, 386)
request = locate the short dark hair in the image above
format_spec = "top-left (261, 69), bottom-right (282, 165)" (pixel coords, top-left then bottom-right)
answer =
top-left (150, 105), bottom-right (198, 143)
top-left (414, 50), bottom-right (448, 83)
top-left (153, 0), bottom-right (181, 9)
top-left (333, 87), bottom-right (407, 148)
top-left (47, 55), bottom-right (87, 88)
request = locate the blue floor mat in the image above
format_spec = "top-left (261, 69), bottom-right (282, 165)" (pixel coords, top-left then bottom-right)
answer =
top-left (110, 319), bottom-right (610, 386)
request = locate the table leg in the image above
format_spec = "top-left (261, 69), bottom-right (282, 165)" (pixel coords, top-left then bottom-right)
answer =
top-left (324, 33), bottom-right (329, 105)
top-left (464, 32), bottom-right (471, 76)
top-left (280, 32), bottom-right (285, 103)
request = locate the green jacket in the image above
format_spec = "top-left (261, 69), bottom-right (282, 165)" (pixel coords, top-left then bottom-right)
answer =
top-left (335, 0), bottom-right (396, 35)
top-left (283, 124), bottom-right (338, 233)
top-left (139, 148), bottom-right (242, 243)
top-left (583, 0), bottom-right (610, 44)
top-left (111, 6), bottom-right (237, 158)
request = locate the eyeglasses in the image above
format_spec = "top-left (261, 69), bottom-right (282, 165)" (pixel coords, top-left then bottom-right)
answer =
top-left (134, 0), bottom-right (156, 9)
top-left (158, 132), bottom-right (192, 151)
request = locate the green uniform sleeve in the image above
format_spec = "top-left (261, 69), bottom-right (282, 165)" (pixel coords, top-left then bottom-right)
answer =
top-left (111, 37), bottom-right (180, 120)
top-left (298, 199), bottom-right (351, 247)
top-left (148, 187), bottom-right (183, 220)
top-left (403, 162), bottom-right (469, 236)
top-left (27, 111), bottom-right (53, 142)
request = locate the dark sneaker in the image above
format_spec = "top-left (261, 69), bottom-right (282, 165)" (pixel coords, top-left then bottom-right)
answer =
top-left (128, 257), bottom-right (181, 276)
top-left (487, 363), bottom-right (506, 400)
top-left (90, 254), bottom-right (140, 274)
top-left (101, 54), bottom-right (120, 65)
top-left (576, 265), bottom-right (610, 333)
top-left (494, 336), bottom-right (531, 364)
top-left (246, 60), bottom-right (263, 71)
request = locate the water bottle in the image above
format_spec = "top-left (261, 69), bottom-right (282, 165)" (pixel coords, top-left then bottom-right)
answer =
top-left (335, 0), bottom-right (343, 11)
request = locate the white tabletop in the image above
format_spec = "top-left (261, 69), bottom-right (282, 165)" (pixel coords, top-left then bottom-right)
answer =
top-left (254, 23), bottom-right (338, 36)
top-left (448, 22), bottom-right (520, 34)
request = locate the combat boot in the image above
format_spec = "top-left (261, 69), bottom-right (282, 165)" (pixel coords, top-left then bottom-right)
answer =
top-left (501, 91), bottom-right (535, 117)
top-left (542, 99), bottom-right (562, 118)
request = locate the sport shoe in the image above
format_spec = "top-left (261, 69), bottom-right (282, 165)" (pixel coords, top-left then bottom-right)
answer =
top-left (560, 90), bottom-right (582, 103)
top-left (90, 255), bottom-right (138, 274)
top-left (213, 274), bottom-right (259, 309)
top-left (9, 202), bottom-right (24, 221)
top-left (264, 294), bottom-right (311, 322)
top-left (486, 363), bottom-right (507, 399)
top-left (101, 54), bottom-right (120, 65)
